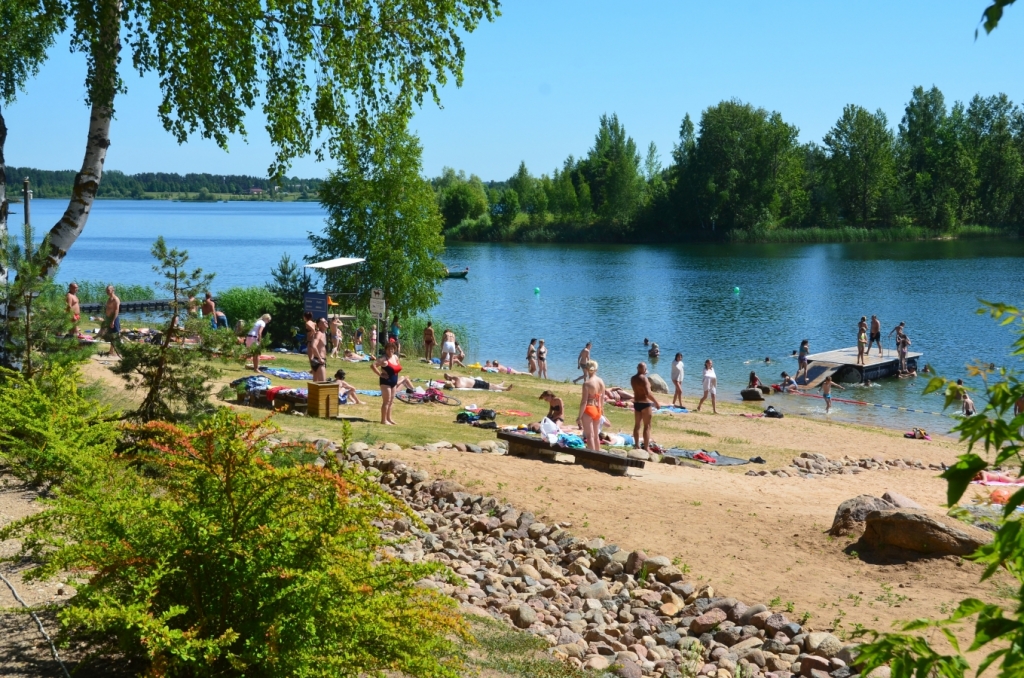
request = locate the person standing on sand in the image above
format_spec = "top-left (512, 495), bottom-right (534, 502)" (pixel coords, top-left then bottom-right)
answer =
top-left (423, 321), bottom-right (436, 361)
top-left (526, 338), bottom-right (538, 376)
top-left (696, 359), bottom-right (717, 414)
top-left (103, 285), bottom-right (121, 358)
top-left (867, 315), bottom-right (882, 356)
top-left (577, 360), bottom-right (605, 451)
top-left (796, 340), bottom-right (810, 383)
top-left (372, 342), bottom-right (401, 425)
top-left (857, 316), bottom-right (868, 365)
top-left (537, 339), bottom-right (548, 379)
top-left (819, 375), bottom-right (845, 413)
top-left (439, 328), bottom-right (456, 368)
top-left (309, 317), bottom-right (328, 382)
top-left (573, 342), bottom-right (592, 384)
top-left (631, 362), bottom-right (660, 451)
top-left (671, 352), bottom-right (684, 407)
top-left (66, 283), bottom-right (81, 337)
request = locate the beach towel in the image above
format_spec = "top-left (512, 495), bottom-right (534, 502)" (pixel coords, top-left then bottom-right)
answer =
top-left (662, 448), bottom-right (751, 466)
top-left (504, 409), bottom-right (531, 417)
top-left (260, 367), bottom-right (313, 380)
top-left (231, 375), bottom-right (272, 391)
top-left (557, 433), bottom-right (586, 449)
top-left (654, 406), bottom-right (689, 414)
top-left (355, 389), bottom-right (382, 397)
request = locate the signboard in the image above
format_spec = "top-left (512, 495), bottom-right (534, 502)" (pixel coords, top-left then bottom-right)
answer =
top-left (369, 297), bottom-right (386, 320)
top-left (370, 288), bottom-right (384, 300)
top-left (303, 292), bottom-right (328, 319)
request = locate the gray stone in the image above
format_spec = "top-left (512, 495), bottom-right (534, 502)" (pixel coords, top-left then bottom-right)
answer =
top-left (626, 550), bottom-right (648, 575)
top-left (882, 491), bottom-right (923, 509)
top-left (648, 373), bottom-right (670, 394)
top-left (764, 613), bottom-right (789, 635)
top-left (806, 632), bottom-right (842, 659)
top-left (800, 655), bottom-right (831, 676)
top-left (862, 509), bottom-right (993, 556)
top-left (430, 479), bottom-right (467, 498)
top-left (740, 604), bottom-right (768, 624)
top-left (611, 658), bottom-right (643, 678)
top-left (829, 495), bottom-right (894, 536)
top-left (513, 604), bottom-right (537, 628)
top-left (577, 580), bottom-right (612, 600)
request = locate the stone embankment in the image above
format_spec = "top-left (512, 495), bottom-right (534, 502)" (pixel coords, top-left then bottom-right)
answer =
top-left (323, 439), bottom-right (887, 678)
top-left (747, 452), bottom-right (943, 479)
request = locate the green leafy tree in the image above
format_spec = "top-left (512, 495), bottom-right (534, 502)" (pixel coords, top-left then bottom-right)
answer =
top-left (582, 113), bottom-right (644, 229)
top-left (34, 0), bottom-right (498, 271)
top-left (824, 105), bottom-right (896, 225)
top-left (855, 301), bottom-right (1024, 678)
top-left (215, 286), bottom-right (281, 329)
top-left (966, 94), bottom-right (1022, 226)
top-left (3, 409), bottom-right (467, 677)
top-left (437, 169), bottom-right (489, 230)
top-left (112, 238), bottom-right (238, 422)
top-left (311, 130), bottom-right (446, 317)
top-left (491, 187), bottom-right (521, 232)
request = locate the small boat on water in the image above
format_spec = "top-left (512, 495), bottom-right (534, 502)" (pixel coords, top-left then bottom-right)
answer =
top-left (445, 267), bottom-right (469, 279)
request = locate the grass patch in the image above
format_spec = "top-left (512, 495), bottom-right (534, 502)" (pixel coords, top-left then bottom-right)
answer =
top-left (721, 437), bottom-right (750, 445)
top-left (684, 428), bottom-right (712, 437)
top-left (466, 616), bottom-right (586, 678)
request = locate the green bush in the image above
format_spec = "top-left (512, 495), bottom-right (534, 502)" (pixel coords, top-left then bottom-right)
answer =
top-left (215, 286), bottom-right (281, 327)
top-left (4, 409), bottom-right (467, 677)
top-left (0, 365), bottom-right (116, 487)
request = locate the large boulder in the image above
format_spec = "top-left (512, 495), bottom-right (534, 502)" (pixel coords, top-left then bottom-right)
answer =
top-left (882, 491), bottom-right (923, 509)
top-left (829, 495), bottom-right (894, 536)
top-left (862, 509), bottom-right (993, 556)
top-left (648, 373), bottom-right (670, 394)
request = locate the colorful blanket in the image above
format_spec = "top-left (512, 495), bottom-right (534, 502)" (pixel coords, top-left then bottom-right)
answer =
top-left (260, 367), bottom-right (313, 380)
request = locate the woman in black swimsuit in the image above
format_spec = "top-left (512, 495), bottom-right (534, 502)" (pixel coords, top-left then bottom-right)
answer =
top-left (537, 339), bottom-right (548, 379)
top-left (371, 343), bottom-right (401, 425)
top-left (539, 390), bottom-right (563, 423)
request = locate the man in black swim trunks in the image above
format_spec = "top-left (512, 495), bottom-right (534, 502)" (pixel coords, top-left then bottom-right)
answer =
top-left (867, 315), bottom-right (882, 357)
top-left (442, 374), bottom-right (513, 391)
top-left (630, 362), bottom-right (660, 451)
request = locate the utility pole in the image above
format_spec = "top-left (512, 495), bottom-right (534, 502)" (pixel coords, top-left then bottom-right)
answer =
top-left (22, 177), bottom-right (30, 226)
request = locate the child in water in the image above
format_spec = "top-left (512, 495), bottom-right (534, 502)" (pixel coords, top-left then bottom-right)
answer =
top-left (819, 375), bottom-right (844, 413)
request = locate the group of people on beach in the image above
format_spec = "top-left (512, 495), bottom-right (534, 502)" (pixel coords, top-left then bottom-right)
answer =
top-left (422, 322), bottom-right (466, 368)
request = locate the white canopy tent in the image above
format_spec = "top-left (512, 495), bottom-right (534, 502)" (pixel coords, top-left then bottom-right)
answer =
top-left (304, 257), bottom-right (365, 270)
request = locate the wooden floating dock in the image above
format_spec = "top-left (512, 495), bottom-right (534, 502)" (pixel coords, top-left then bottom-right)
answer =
top-left (804, 347), bottom-right (921, 384)
top-left (80, 299), bottom-right (174, 315)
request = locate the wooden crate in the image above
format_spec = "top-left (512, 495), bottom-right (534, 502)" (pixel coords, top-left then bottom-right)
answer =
top-left (307, 381), bottom-right (339, 418)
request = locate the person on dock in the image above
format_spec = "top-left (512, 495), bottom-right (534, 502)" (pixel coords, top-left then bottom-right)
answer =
top-left (423, 321), bottom-right (436, 361)
top-left (796, 340), bottom-right (810, 383)
top-left (526, 338), bottom-right (538, 375)
top-left (868, 315), bottom-right (883, 356)
top-left (671, 352), bottom-right (685, 407)
top-left (696, 359), bottom-right (718, 414)
top-left (897, 332), bottom-right (912, 373)
top-left (819, 375), bottom-right (844, 413)
top-left (309, 317), bottom-right (328, 382)
top-left (631, 362), bottom-right (660, 450)
top-left (539, 390), bottom-right (564, 423)
top-left (888, 321), bottom-right (906, 349)
top-left (577, 360), bottom-right (606, 451)
top-left (103, 285), bottom-right (121, 358)
top-left (66, 282), bottom-right (81, 338)
top-left (857, 317), bottom-right (868, 365)
top-left (537, 339), bottom-right (548, 379)
top-left (573, 342), bottom-right (592, 384)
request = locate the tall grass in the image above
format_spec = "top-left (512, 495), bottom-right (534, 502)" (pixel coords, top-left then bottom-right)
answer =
top-left (728, 224), bottom-right (1014, 244)
top-left (340, 309), bottom-right (471, 357)
top-left (41, 280), bottom-right (157, 305)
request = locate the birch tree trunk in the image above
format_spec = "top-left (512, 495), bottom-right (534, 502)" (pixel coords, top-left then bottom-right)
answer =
top-left (44, 0), bottom-right (120, 273)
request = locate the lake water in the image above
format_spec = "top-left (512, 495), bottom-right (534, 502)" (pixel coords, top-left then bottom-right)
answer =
top-left (21, 198), bottom-right (1024, 431)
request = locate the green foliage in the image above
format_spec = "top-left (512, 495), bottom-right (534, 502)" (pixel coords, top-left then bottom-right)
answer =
top-left (68, 280), bottom-right (155, 304)
top-left (824, 105), bottom-right (897, 225)
top-left (3, 410), bottom-right (467, 677)
top-left (1, 222), bottom-right (91, 376)
top-left (312, 130), bottom-right (447, 317)
top-left (979, 1), bottom-right (1017, 36)
top-left (215, 286), bottom-right (281, 327)
top-left (0, 364), bottom-right (115, 487)
top-left (854, 300), bottom-right (1024, 678)
top-left (468, 616), bottom-right (586, 678)
top-left (111, 238), bottom-right (239, 422)
top-left (0, 0), bottom-right (65, 105)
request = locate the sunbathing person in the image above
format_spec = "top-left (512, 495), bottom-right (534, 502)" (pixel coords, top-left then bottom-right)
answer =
top-left (539, 390), bottom-right (564, 423)
top-left (974, 470), bottom-right (1024, 485)
top-left (443, 373), bottom-right (513, 391)
top-left (492, 360), bottom-right (528, 375)
top-left (603, 386), bottom-right (634, 402)
top-left (333, 369), bottom-right (362, 405)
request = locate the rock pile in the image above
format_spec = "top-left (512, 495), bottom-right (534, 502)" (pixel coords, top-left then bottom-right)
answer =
top-left (331, 439), bottom-right (869, 678)
top-left (747, 452), bottom-right (941, 479)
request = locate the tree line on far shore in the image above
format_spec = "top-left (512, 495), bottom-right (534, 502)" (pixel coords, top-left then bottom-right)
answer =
top-left (432, 86), bottom-right (1024, 243)
top-left (6, 168), bottom-right (323, 200)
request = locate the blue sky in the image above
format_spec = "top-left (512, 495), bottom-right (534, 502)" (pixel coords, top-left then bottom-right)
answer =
top-left (4, 1), bottom-right (1022, 181)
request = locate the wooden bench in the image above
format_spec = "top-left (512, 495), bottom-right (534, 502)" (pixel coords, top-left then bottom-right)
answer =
top-left (496, 431), bottom-right (645, 476)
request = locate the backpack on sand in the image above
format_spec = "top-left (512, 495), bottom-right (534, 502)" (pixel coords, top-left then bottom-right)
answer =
top-left (763, 405), bottom-right (784, 419)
